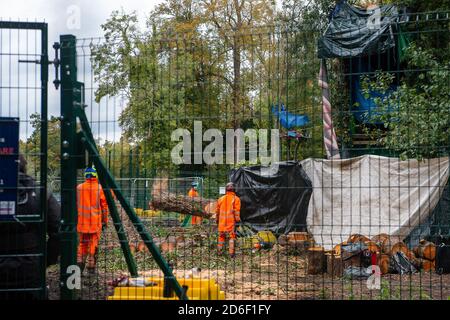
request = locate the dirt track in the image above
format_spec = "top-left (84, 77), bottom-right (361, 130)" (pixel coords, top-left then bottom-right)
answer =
top-left (46, 219), bottom-right (450, 300)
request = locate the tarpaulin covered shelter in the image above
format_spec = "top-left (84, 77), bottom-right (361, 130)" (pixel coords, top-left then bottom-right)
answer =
top-left (318, 2), bottom-right (408, 130)
top-left (230, 162), bottom-right (312, 235)
top-left (318, 2), bottom-right (401, 59)
top-left (300, 155), bottom-right (450, 250)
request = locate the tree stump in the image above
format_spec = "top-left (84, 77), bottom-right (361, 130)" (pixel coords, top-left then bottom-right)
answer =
top-left (417, 258), bottom-right (435, 272)
top-left (378, 254), bottom-right (390, 274)
top-left (287, 232), bottom-right (309, 242)
top-left (326, 253), bottom-right (343, 278)
top-left (307, 247), bottom-right (326, 275)
top-left (414, 240), bottom-right (436, 261)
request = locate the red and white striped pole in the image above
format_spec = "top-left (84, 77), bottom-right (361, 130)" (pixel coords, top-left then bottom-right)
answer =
top-left (318, 59), bottom-right (340, 159)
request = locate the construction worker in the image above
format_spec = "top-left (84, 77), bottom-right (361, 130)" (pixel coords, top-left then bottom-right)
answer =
top-left (215, 182), bottom-right (241, 258)
top-left (76, 167), bottom-right (108, 273)
top-left (189, 181), bottom-right (202, 225)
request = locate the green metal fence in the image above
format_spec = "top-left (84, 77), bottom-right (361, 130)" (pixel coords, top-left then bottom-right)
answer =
top-left (61, 8), bottom-right (450, 300)
top-left (1, 4), bottom-right (450, 301)
top-left (0, 21), bottom-right (48, 299)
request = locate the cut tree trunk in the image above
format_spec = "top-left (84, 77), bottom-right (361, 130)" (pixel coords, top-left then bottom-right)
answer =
top-left (150, 191), bottom-right (215, 219)
top-left (414, 240), bottom-right (436, 261)
top-left (307, 247), bottom-right (326, 275)
top-left (378, 254), bottom-right (390, 274)
top-left (326, 253), bottom-right (343, 278)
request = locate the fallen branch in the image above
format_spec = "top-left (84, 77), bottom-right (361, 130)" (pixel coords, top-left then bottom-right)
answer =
top-left (150, 191), bottom-right (216, 219)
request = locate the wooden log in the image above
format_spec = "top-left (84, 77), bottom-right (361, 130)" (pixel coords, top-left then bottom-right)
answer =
top-left (378, 254), bottom-right (390, 274)
top-left (417, 258), bottom-right (435, 272)
top-left (380, 235), bottom-right (403, 254)
top-left (413, 240), bottom-right (436, 261)
top-left (326, 253), bottom-right (343, 278)
top-left (371, 233), bottom-right (390, 252)
top-left (389, 242), bottom-right (413, 258)
top-left (287, 232), bottom-right (309, 242)
top-left (390, 242), bottom-right (419, 266)
top-left (347, 234), bottom-right (371, 244)
top-left (333, 242), bottom-right (348, 256)
top-left (307, 247), bottom-right (326, 275)
top-left (150, 191), bottom-right (215, 218)
top-left (365, 241), bottom-right (380, 254)
top-left (371, 233), bottom-right (390, 243)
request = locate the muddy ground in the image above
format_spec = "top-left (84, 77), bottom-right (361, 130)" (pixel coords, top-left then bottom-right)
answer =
top-left (47, 216), bottom-right (450, 300)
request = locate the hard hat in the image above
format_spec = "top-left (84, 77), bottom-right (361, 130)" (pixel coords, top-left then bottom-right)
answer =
top-left (84, 167), bottom-right (98, 179)
top-left (225, 182), bottom-right (235, 192)
top-left (191, 181), bottom-right (198, 187)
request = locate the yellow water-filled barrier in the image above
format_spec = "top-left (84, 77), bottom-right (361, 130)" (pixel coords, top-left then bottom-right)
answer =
top-left (108, 277), bottom-right (225, 300)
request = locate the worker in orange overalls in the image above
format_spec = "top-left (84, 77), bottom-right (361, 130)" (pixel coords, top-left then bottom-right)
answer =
top-left (77, 167), bottom-right (108, 273)
top-left (189, 181), bottom-right (203, 225)
top-left (215, 182), bottom-right (241, 258)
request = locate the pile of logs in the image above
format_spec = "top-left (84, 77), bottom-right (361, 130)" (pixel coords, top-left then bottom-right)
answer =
top-left (305, 233), bottom-right (437, 277)
top-left (413, 239), bottom-right (436, 271)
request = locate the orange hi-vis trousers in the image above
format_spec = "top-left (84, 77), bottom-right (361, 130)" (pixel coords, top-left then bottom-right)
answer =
top-left (77, 232), bottom-right (100, 269)
top-left (217, 231), bottom-right (236, 255)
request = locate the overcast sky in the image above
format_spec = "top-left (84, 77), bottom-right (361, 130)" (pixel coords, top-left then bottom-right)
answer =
top-left (1, 0), bottom-right (162, 39)
top-left (1, 1), bottom-right (163, 141)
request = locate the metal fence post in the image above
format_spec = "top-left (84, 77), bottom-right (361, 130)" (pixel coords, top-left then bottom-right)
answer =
top-left (59, 34), bottom-right (78, 300)
top-left (39, 22), bottom-right (49, 301)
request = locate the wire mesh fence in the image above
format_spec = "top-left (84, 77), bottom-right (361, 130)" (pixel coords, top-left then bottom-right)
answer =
top-left (50, 8), bottom-right (450, 300)
top-left (0, 22), bottom-right (49, 300)
top-left (1, 2), bottom-right (450, 301)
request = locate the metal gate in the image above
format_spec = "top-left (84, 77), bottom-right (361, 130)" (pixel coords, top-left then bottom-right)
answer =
top-left (2, 5), bottom-right (450, 301)
top-left (0, 21), bottom-right (48, 299)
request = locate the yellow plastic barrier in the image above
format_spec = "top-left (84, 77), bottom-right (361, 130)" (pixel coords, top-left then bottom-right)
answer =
top-left (108, 277), bottom-right (225, 300)
top-left (239, 236), bottom-right (260, 249)
top-left (141, 209), bottom-right (161, 217)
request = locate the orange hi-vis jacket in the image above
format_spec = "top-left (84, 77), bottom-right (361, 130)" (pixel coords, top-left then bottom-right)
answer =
top-left (188, 188), bottom-right (199, 198)
top-left (77, 178), bottom-right (108, 234)
top-left (188, 188), bottom-right (202, 225)
top-left (215, 191), bottom-right (241, 232)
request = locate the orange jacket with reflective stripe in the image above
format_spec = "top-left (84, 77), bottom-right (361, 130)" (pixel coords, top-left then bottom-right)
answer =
top-left (188, 188), bottom-right (202, 224)
top-left (77, 178), bottom-right (108, 233)
top-left (216, 191), bottom-right (241, 232)
top-left (188, 188), bottom-right (199, 198)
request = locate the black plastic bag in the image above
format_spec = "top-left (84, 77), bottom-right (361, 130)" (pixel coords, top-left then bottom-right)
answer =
top-left (230, 161), bottom-right (312, 235)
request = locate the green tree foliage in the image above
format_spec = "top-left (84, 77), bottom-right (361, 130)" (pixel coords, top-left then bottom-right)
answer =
top-left (90, 0), bottom-right (449, 183)
top-left (23, 113), bottom-right (61, 179)
top-left (362, 44), bottom-right (450, 160)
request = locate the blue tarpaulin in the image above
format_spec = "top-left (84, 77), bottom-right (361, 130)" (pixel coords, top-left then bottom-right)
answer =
top-left (351, 77), bottom-right (396, 124)
top-left (272, 104), bottom-right (310, 129)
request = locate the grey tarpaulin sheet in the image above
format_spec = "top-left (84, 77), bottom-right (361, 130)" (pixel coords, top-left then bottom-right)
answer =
top-left (301, 155), bottom-right (449, 250)
top-left (318, 3), bottom-right (400, 58)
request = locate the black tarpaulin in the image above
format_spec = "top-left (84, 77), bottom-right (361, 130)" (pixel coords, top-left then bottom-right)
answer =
top-left (230, 162), bottom-right (312, 235)
top-left (318, 2), bottom-right (400, 58)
